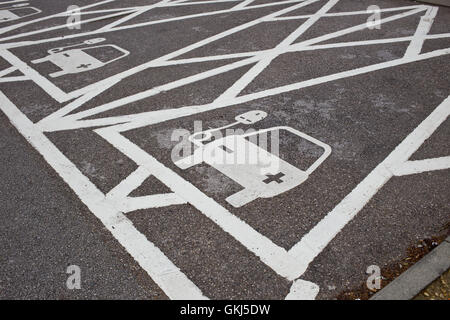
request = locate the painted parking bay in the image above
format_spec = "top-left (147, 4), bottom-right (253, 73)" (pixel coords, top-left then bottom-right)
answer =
top-left (0, 0), bottom-right (448, 299)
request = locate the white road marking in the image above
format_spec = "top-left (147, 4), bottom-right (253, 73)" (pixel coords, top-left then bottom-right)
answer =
top-left (285, 279), bottom-right (320, 300)
top-left (233, 0), bottom-right (255, 10)
top-left (0, 75), bottom-right (26, 82)
top-left (0, 65), bottom-right (16, 77)
top-left (0, 0), bottom-right (30, 5)
top-left (392, 156), bottom-right (450, 176)
top-left (404, 6), bottom-right (438, 57)
top-left (115, 193), bottom-right (188, 213)
top-left (271, 5), bottom-right (428, 21)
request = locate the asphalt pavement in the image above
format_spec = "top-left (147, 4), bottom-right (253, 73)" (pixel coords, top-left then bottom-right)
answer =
top-left (0, 0), bottom-right (449, 300)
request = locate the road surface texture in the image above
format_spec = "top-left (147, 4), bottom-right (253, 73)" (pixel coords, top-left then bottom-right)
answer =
top-left (0, 0), bottom-right (449, 300)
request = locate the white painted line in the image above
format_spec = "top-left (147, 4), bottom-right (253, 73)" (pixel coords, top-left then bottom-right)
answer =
top-left (392, 156), bottom-right (450, 176)
top-left (233, 0), bottom-right (255, 9)
top-left (271, 5), bottom-right (426, 20)
top-left (285, 279), bottom-right (320, 300)
top-left (0, 0), bottom-right (29, 5)
top-left (0, 75), bottom-right (27, 82)
top-left (167, 0), bottom-right (241, 6)
top-left (404, 6), bottom-right (438, 58)
top-left (117, 194), bottom-right (188, 213)
top-left (0, 65), bottom-right (17, 77)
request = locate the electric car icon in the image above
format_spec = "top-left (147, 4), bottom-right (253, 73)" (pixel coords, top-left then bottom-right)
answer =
top-left (174, 111), bottom-right (332, 207)
top-left (31, 38), bottom-right (129, 78)
top-left (0, 4), bottom-right (41, 22)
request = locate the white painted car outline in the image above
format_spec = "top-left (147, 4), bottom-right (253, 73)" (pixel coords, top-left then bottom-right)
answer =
top-left (0, 5), bottom-right (41, 23)
top-left (31, 42), bottom-right (130, 78)
top-left (175, 126), bottom-right (332, 207)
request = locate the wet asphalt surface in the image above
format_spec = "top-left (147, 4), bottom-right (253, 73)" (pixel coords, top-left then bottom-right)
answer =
top-left (0, 0), bottom-right (449, 299)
